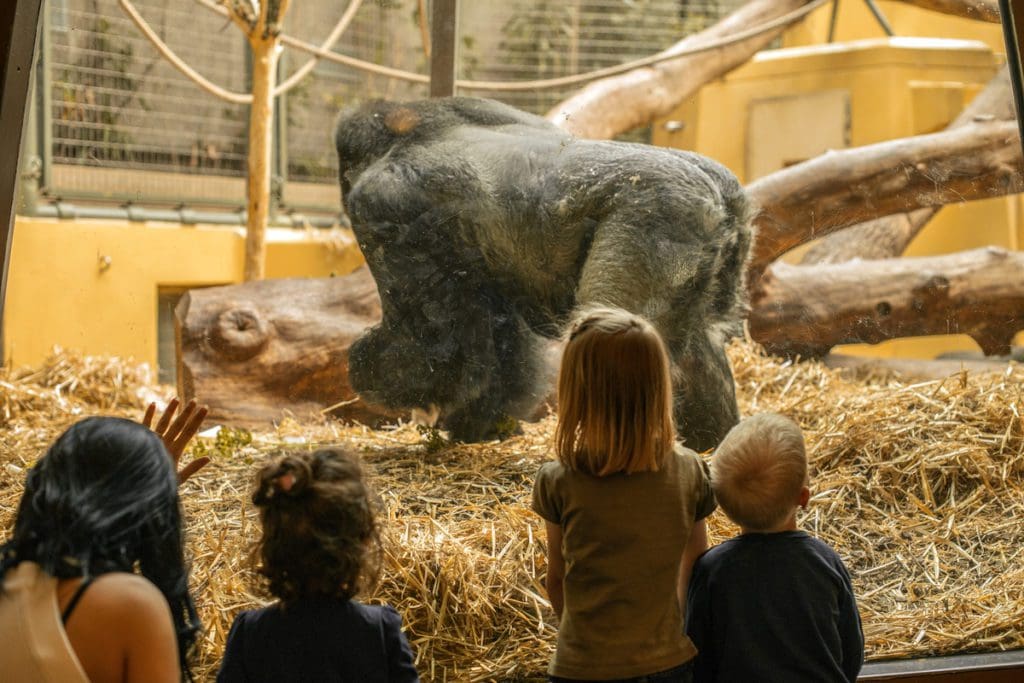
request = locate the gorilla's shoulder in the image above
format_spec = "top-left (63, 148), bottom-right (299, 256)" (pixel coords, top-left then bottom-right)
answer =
top-left (335, 97), bottom-right (558, 146)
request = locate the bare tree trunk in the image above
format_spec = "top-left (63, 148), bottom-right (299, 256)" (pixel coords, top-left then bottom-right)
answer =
top-left (748, 247), bottom-right (1024, 358)
top-left (801, 66), bottom-right (1015, 265)
top-left (547, 0), bottom-right (816, 140)
top-left (823, 353), bottom-right (1019, 381)
top-left (892, 0), bottom-right (1000, 22)
top-left (747, 120), bottom-right (1024, 278)
top-left (244, 36), bottom-right (280, 282)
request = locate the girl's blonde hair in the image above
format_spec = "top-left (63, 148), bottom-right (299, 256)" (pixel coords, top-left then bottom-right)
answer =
top-left (556, 307), bottom-right (675, 476)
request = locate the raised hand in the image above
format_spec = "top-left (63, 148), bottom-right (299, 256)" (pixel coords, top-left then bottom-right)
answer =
top-left (143, 398), bottom-right (210, 483)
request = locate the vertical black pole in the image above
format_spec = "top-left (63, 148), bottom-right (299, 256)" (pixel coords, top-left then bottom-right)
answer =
top-left (429, 0), bottom-right (458, 97)
top-left (273, 55), bottom-right (287, 216)
top-left (0, 0), bottom-right (44, 364)
top-left (999, 0), bottom-right (1024, 159)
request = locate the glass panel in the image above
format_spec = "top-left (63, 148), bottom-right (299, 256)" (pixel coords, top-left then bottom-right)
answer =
top-left (3, 2), bottom-right (1023, 682)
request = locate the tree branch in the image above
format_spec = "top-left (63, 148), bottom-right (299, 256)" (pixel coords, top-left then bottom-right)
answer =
top-left (119, 0), bottom-right (250, 103)
top-left (546, 0), bottom-right (825, 140)
top-left (276, 0), bottom-right (362, 94)
top-left (747, 120), bottom-right (1024, 276)
top-left (801, 66), bottom-right (1014, 265)
top-left (223, 0), bottom-right (256, 35)
top-left (891, 0), bottom-right (1000, 22)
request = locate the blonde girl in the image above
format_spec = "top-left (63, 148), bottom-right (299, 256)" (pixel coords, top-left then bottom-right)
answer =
top-left (532, 307), bottom-right (715, 683)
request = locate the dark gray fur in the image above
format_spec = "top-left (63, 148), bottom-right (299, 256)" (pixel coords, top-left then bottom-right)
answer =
top-left (335, 96), bottom-right (754, 450)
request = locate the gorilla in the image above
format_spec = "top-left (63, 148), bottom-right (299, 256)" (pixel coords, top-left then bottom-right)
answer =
top-left (335, 96), bottom-right (753, 451)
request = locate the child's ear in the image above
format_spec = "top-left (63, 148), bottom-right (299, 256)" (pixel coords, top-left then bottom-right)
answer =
top-left (798, 486), bottom-right (811, 509)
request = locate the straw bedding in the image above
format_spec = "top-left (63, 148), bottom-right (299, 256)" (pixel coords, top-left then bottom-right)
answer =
top-left (1, 342), bottom-right (1022, 681)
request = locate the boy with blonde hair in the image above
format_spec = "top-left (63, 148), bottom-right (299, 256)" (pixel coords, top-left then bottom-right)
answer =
top-left (685, 412), bottom-right (863, 682)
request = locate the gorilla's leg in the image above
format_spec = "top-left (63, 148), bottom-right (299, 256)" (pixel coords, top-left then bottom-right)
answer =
top-left (349, 322), bottom-right (444, 410)
top-left (575, 212), bottom-right (743, 453)
top-left (440, 314), bottom-right (548, 442)
top-left (669, 329), bottom-right (740, 453)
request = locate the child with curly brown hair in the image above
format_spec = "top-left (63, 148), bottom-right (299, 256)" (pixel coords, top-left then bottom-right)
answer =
top-left (217, 448), bottom-right (419, 683)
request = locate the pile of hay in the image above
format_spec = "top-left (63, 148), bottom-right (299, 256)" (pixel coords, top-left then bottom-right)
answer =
top-left (1, 342), bottom-right (1022, 682)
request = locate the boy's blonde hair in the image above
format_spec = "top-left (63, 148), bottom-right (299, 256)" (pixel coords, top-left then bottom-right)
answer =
top-left (556, 306), bottom-right (675, 476)
top-left (711, 412), bottom-right (807, 531)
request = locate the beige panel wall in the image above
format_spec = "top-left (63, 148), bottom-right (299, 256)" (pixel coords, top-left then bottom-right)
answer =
top-left (746, 89), bottom-right (850, 180)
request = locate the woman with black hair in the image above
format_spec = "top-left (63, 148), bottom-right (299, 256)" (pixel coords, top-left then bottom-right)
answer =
top-left (0, 399), bottom-right (208, 683)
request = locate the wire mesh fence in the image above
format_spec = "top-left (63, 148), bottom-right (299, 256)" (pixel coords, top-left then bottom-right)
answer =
top-left (36, 0), bottom-right (745, 214)
top-left (460, 0), bottom-right (744, 121)
top-left (49, 0), bottom-right (250, 177)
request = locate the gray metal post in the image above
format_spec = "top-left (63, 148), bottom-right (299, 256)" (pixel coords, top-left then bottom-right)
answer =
top-left (0, 0), bottom-right (44, 364)
top-left (1000, 0), bottom-right (1024, 160)
top-left (273, 55), bottom-right (287, 217)
top-left (429, 0), bottom-right (458, 97)
top-left (36, 0), bottom-right (52, 192)
top-left (827, 0), bottom-right (841, 43)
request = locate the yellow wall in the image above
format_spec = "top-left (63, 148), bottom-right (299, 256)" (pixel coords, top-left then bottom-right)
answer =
top-left (653, 5), bottom-right (1019, 360)
top-left (5, 217), bottom-right (364, 370)
top-left (784, 0), bottom-right (1006, 56)
top-left (654, 39), bottom-right (998, 182)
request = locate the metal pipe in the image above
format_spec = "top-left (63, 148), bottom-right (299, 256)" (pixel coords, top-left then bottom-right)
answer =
top-left (860, 648), bottom-right (1024, 680)
top-left (37, 0), bottom-right (52, 191)
top-left (429, 0), bottom-right (458, 97)
top-left (1, 0), bottom-right (44, 364)
top-left (34, 185), bottom-right (339, 216)
top-left (863, 0), bottom-right (894, 37)
top-left (29, 202), bottom-right (341, 228)
top-left (827, 0), bottom-right (841, 43)
top-left (999, 0), bottom-right (1024, 162)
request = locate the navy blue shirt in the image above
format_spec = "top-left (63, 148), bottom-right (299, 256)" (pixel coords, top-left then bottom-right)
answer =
top-left (217, 598), bottom-right (419, 683)
top-left (686, 531), bottom-right (863, 683)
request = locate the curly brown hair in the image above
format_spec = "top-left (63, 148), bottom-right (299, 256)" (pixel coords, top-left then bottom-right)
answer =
top-left (251, 448), bottom-right (382, 603)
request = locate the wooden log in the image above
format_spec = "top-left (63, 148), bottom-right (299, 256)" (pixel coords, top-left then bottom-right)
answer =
top-left (174, 256), bottom-right (1022, 429)
top-left (175, 267), bottom-right (403, 428)
top-left (748, 247), bottom-right (1024, 358)
top-left (747, 120), bottom-right (1024, 277)
top-left (823, 353), bottom-right (1019, 382)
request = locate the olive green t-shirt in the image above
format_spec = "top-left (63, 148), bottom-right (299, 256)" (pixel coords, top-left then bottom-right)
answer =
top-left (532, 445), bottom-right (715, 680)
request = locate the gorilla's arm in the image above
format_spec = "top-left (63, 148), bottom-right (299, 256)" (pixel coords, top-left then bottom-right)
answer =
top-left (346, 158), bottom-right (547, 441)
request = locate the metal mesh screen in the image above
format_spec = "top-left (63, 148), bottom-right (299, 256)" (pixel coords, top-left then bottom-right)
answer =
top-left (41, 0), bottom-right (745, 206)
top-left (282, 0), bottom-right (428, 184)
top-left (50, 0), bottom-right (250, 176)
top-left (459, 0), bottom-right (744, 123)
